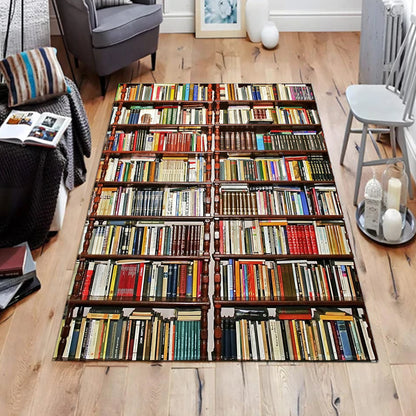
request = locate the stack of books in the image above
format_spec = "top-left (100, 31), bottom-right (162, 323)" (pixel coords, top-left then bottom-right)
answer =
top-left (0, 242), bottom-right (40, 310)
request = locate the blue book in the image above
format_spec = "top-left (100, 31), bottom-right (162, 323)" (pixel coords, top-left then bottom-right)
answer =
top-left (299, 191), bottom-right (310, 215)
top-left (172, 264), bottom-right (179, 298)
top-left (184, 84), bottom-right (190, 101)
top-left (186, 263), bottom-right (193, 297)
top-left (256, 133), bottom-right (265, 150)
top-left (193, 84), bottom-right (198, 100)
top-left (336, 321), bottom-right (354, 360)
top-left (167, 264), bottom-right (174, 298)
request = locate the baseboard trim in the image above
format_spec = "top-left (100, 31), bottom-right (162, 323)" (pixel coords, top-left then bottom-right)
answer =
top-left (50, 11), bottom-right (361, 36)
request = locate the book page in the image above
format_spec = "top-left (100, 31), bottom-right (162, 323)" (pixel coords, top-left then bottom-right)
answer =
top-left (0, 111), bottom-right (38, 140)
top-left (27, 112), bottom-right (71, 145)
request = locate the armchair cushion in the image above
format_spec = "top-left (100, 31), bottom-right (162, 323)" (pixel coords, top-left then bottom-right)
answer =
top-left (92, 4), bottom-right (162, 48)
top-left (0, 47), bottom-right (70, 107)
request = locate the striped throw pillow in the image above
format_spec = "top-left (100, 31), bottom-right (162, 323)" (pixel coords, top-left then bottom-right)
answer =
top-left (94, 0), bottom-right (132, 9)
top-left (0, 47), bottom-right (70, 107)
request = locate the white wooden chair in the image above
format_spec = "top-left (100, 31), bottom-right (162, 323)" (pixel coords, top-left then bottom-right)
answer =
top-left (340, 14), bottom-right (416, 205)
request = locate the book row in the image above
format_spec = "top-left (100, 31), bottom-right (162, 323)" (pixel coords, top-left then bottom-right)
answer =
top-left (217, 219), bottom-right (351, 255)
top-left (75, 259), bottom-right (203, 300)
top-left (100, 156), bottom-right (207, 183)
top-left (86, 221), bottom-right (206, 256)
top-left (219, 184), bottom-right (341, 216)
top-left (218, 155), bottom-right (333, 182)
top-left (218, 106), bottom-right (320, 125)
top-left (218, 259), bottom-right (360, 301)
top-left (220, 308), bottom-right (375, 361)
top-left (217, 83), bottom-right (314, 102)
top-left (59, 308), bottom-right (201, 361)
top-left (116, 83), bottom-right (213, 102)
top-left (111, 105), bottom-right (209, 126)
top-left (218, 130), bottom-right (326, 152)
top-left (108, 129), bottom-right (210, 152)
top-left (93, 187), bottom-right (206, 217)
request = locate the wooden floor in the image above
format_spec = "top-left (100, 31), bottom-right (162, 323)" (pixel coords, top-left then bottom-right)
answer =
top-left (1, 32), bottom-right (416, 415)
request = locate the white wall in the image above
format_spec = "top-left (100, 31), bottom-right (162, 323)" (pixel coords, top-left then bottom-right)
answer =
top-left (49, 0), bottom-right (362, 35)
top-left (160, 0), bottom-right (362, 33)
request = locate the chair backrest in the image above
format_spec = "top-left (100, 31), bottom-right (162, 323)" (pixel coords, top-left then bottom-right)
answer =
top-left (386, 14), bottom-right (416, 121)
top-left (55, 0), bottom-right (96, 71)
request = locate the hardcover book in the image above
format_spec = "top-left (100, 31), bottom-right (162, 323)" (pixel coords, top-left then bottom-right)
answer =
top-left (0, 110), bottom-right (71, 148)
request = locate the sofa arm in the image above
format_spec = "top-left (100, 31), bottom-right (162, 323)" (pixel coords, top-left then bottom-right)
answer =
top-left (132, 0), bottom-right (156, 4)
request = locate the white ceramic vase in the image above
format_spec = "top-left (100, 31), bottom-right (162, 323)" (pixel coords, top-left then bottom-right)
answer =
top-left (245, 0), bottom-right (270, 42)
top-left (261, 21), bottom-right (279, 49)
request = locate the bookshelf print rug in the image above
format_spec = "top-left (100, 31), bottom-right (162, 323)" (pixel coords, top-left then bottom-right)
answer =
top-left (54, 83), bottom-right (377, 362)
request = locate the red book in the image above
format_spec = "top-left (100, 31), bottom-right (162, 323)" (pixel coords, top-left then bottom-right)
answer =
top-left (286, 225), bottom-right (295, 254)
top-left (179, 264), bottom-right (187, 297)
top-left (81, 265), bottom-right (94, 300)
top-left (195, 133), bottom-right (201, 152)
top-left (124, 264), bottom-right (138, 297)
top-left (116, 265), bottom-right (128, 296)
top-left (132, 130), bottom-right (139, 151)
top-left (309, 225), bottom-right (319, 254)
top-left (135, 263), bottom-right (145, 299)
top-left (219, 220), bottom-right (224, 254)
top-left (0, 245), bottom-right (27, 277)
top-left (117, 132), bottom-right (125, 152)
top-left (248, 263), bottom-right (256, 300)
top-left (304, 225), bottom-right (313, 254)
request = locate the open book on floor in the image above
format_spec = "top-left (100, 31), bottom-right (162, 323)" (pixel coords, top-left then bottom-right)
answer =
top-left (0, 110), bottom-right (71, 148)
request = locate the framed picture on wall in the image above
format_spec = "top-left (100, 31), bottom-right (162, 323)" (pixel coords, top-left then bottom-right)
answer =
top-left (195, 0), bottom-right (246, 38)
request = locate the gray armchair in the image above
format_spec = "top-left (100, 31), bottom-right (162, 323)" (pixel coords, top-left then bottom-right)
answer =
top-left (56, 0), bottom-right (163, 95)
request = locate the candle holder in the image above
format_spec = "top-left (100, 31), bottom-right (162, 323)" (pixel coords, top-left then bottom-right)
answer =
top-left (382, 161), bottom-right (408, 235)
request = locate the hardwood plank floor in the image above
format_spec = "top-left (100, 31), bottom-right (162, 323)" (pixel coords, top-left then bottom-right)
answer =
top-left (0, 32), bottom-right (415, 415)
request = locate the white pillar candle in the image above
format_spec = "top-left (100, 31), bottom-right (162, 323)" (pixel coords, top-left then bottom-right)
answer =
top-left (382, 208), bottom-right (402, 241)
top-left (386, 177), bottom-right (402, 210)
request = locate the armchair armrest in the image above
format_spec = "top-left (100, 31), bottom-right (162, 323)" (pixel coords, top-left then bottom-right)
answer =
top-left (83, 0), bottom-right (98, 28)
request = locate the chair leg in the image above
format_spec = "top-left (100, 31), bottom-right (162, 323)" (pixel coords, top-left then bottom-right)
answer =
top-left (99, 76), bottom-right (107, 96)
top-left (390, 126), bottom-right (397, 157)
top-left (151, 52), bottom-right (156, 71)
top-left (397, 127), bottom-right (414, 199)
top-left (340, 110), bottom-right (354, 165)
top-left (354, 123), bottom-right (369, 206)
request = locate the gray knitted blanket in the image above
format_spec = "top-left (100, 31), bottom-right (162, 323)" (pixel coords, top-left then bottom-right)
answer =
top-left (0, 78), bottom-right (91, 249)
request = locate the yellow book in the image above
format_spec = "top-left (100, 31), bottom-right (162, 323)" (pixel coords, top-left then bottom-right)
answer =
top-left (141, 227), bottom-right (148, 255)
top-left (260, 320), bottom-right (269, 360)
top-left (290, 320), bottom-right (301, 361)
top-left (108, 264), bottom-right (119, 298)
top-left (94, 320), bottom-right (105, 359)
top-left (311, 320), bottom-right (323, 360)
top-left (192, 260), bottom-right (198, 298)
top-left (305, 322), bottom-right (317, 360)
top-left (318, 319), bottom-right (331, 360)
top-left (234, 260), bottom-right (240, 299)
